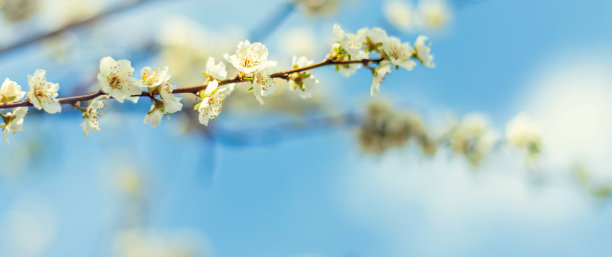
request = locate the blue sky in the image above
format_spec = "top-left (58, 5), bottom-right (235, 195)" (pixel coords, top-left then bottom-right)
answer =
top-left (2, 0), bottom-right (612, 256)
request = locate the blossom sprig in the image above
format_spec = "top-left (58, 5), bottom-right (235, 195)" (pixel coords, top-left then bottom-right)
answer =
top-left (329, 24), bottom-right (434, 96)
top-left (0, 25), bottom-right (435, 143)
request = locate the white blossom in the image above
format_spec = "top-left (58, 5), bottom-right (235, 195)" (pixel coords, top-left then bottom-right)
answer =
top-left (383, 36), bottom-right (416, 70)
top-left (26, 69), bottom-right (62, 114)
top-left (195, 57), bottom-right (232, 125)
top-left (293, 56), bottom-right (314, 71)
top-left (252, 69), bottom-right (275, 105)
top-left (333, 24), bottom-right (367, 58)
top-left (204, 57), bottom-right (227, 81)
top-left (337, 63), bottom-right (362, 77)
top-left (197, 80), bottom-right (234, 126)
top-left (298, 76), bottom-right (319, 99)
top-left (81, 95), bottom-right (109, 136)
top-left (331, 42), bottom-right (366, 77)
top-left (141, 66), bottom-right (182, 108)
top-left (359, 27), bottom-right (388, 52)
top-left (371, 60), bottom-right (392, 96)
top-left (289, 56), bottom-right (319, 99)
top-left (223, 40), bottom-right (277, 74)
top-left (414, 35), bottom-right (435, 68)
top-left (141, 66), bottom-right (171, 91)
top-left (2, 107), bottom-right (27, 143)
top-left (144, 97), bottom-right (183, 128)
top-left (0, 78), bottom-right (26, 103)
top-left (97, 56), bottom-right (142, 103)
top-left (144, 108), bottom-right (163, 128)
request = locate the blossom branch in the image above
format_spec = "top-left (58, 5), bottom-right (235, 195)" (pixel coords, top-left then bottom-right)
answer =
top-left (0, 24), bottom-right (435, 141)
top-left (0, 58), bottom-right (382, 110)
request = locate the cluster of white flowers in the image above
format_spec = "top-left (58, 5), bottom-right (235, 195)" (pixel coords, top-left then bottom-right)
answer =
top-left (0, 69), bottom-right (63, 142)
top-left (330, 24), bottom-right (435, 96)
top-left (224, 40), bottom-right (278, 104)
top-left (196, 57), bottom-right (234, 126)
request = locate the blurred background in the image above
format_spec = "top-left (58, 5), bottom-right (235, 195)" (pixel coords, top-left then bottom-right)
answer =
top-left (1, 0), bottom-right (612, 256)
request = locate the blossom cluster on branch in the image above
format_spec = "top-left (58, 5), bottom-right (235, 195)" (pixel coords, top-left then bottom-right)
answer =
top-left (0, 24), bottom-right (434, 143)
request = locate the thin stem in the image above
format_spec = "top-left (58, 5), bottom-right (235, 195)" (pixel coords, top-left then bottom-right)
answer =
top-left (0, 57), bottom-right (382, 111)
top-left (271, 58), bottom-right (382, 79)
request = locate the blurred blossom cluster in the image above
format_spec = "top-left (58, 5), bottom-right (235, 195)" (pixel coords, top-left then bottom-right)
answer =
top-left (574, 164), bottom-right (612, 200)
top-left (357, 99), bottom-right (437, 156)
top-left (384, 0), bottom-right (452, 33)
top-left (447, 113), bottom-right (498, 167)
top-left (0, 0), bottom-right (40, 23)
top-left (0, 0), bottom-right (102, 27)
top-left (506, 114), bottom-right (542, 167)
top-left (357, 99), bottom-right (544, 169)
